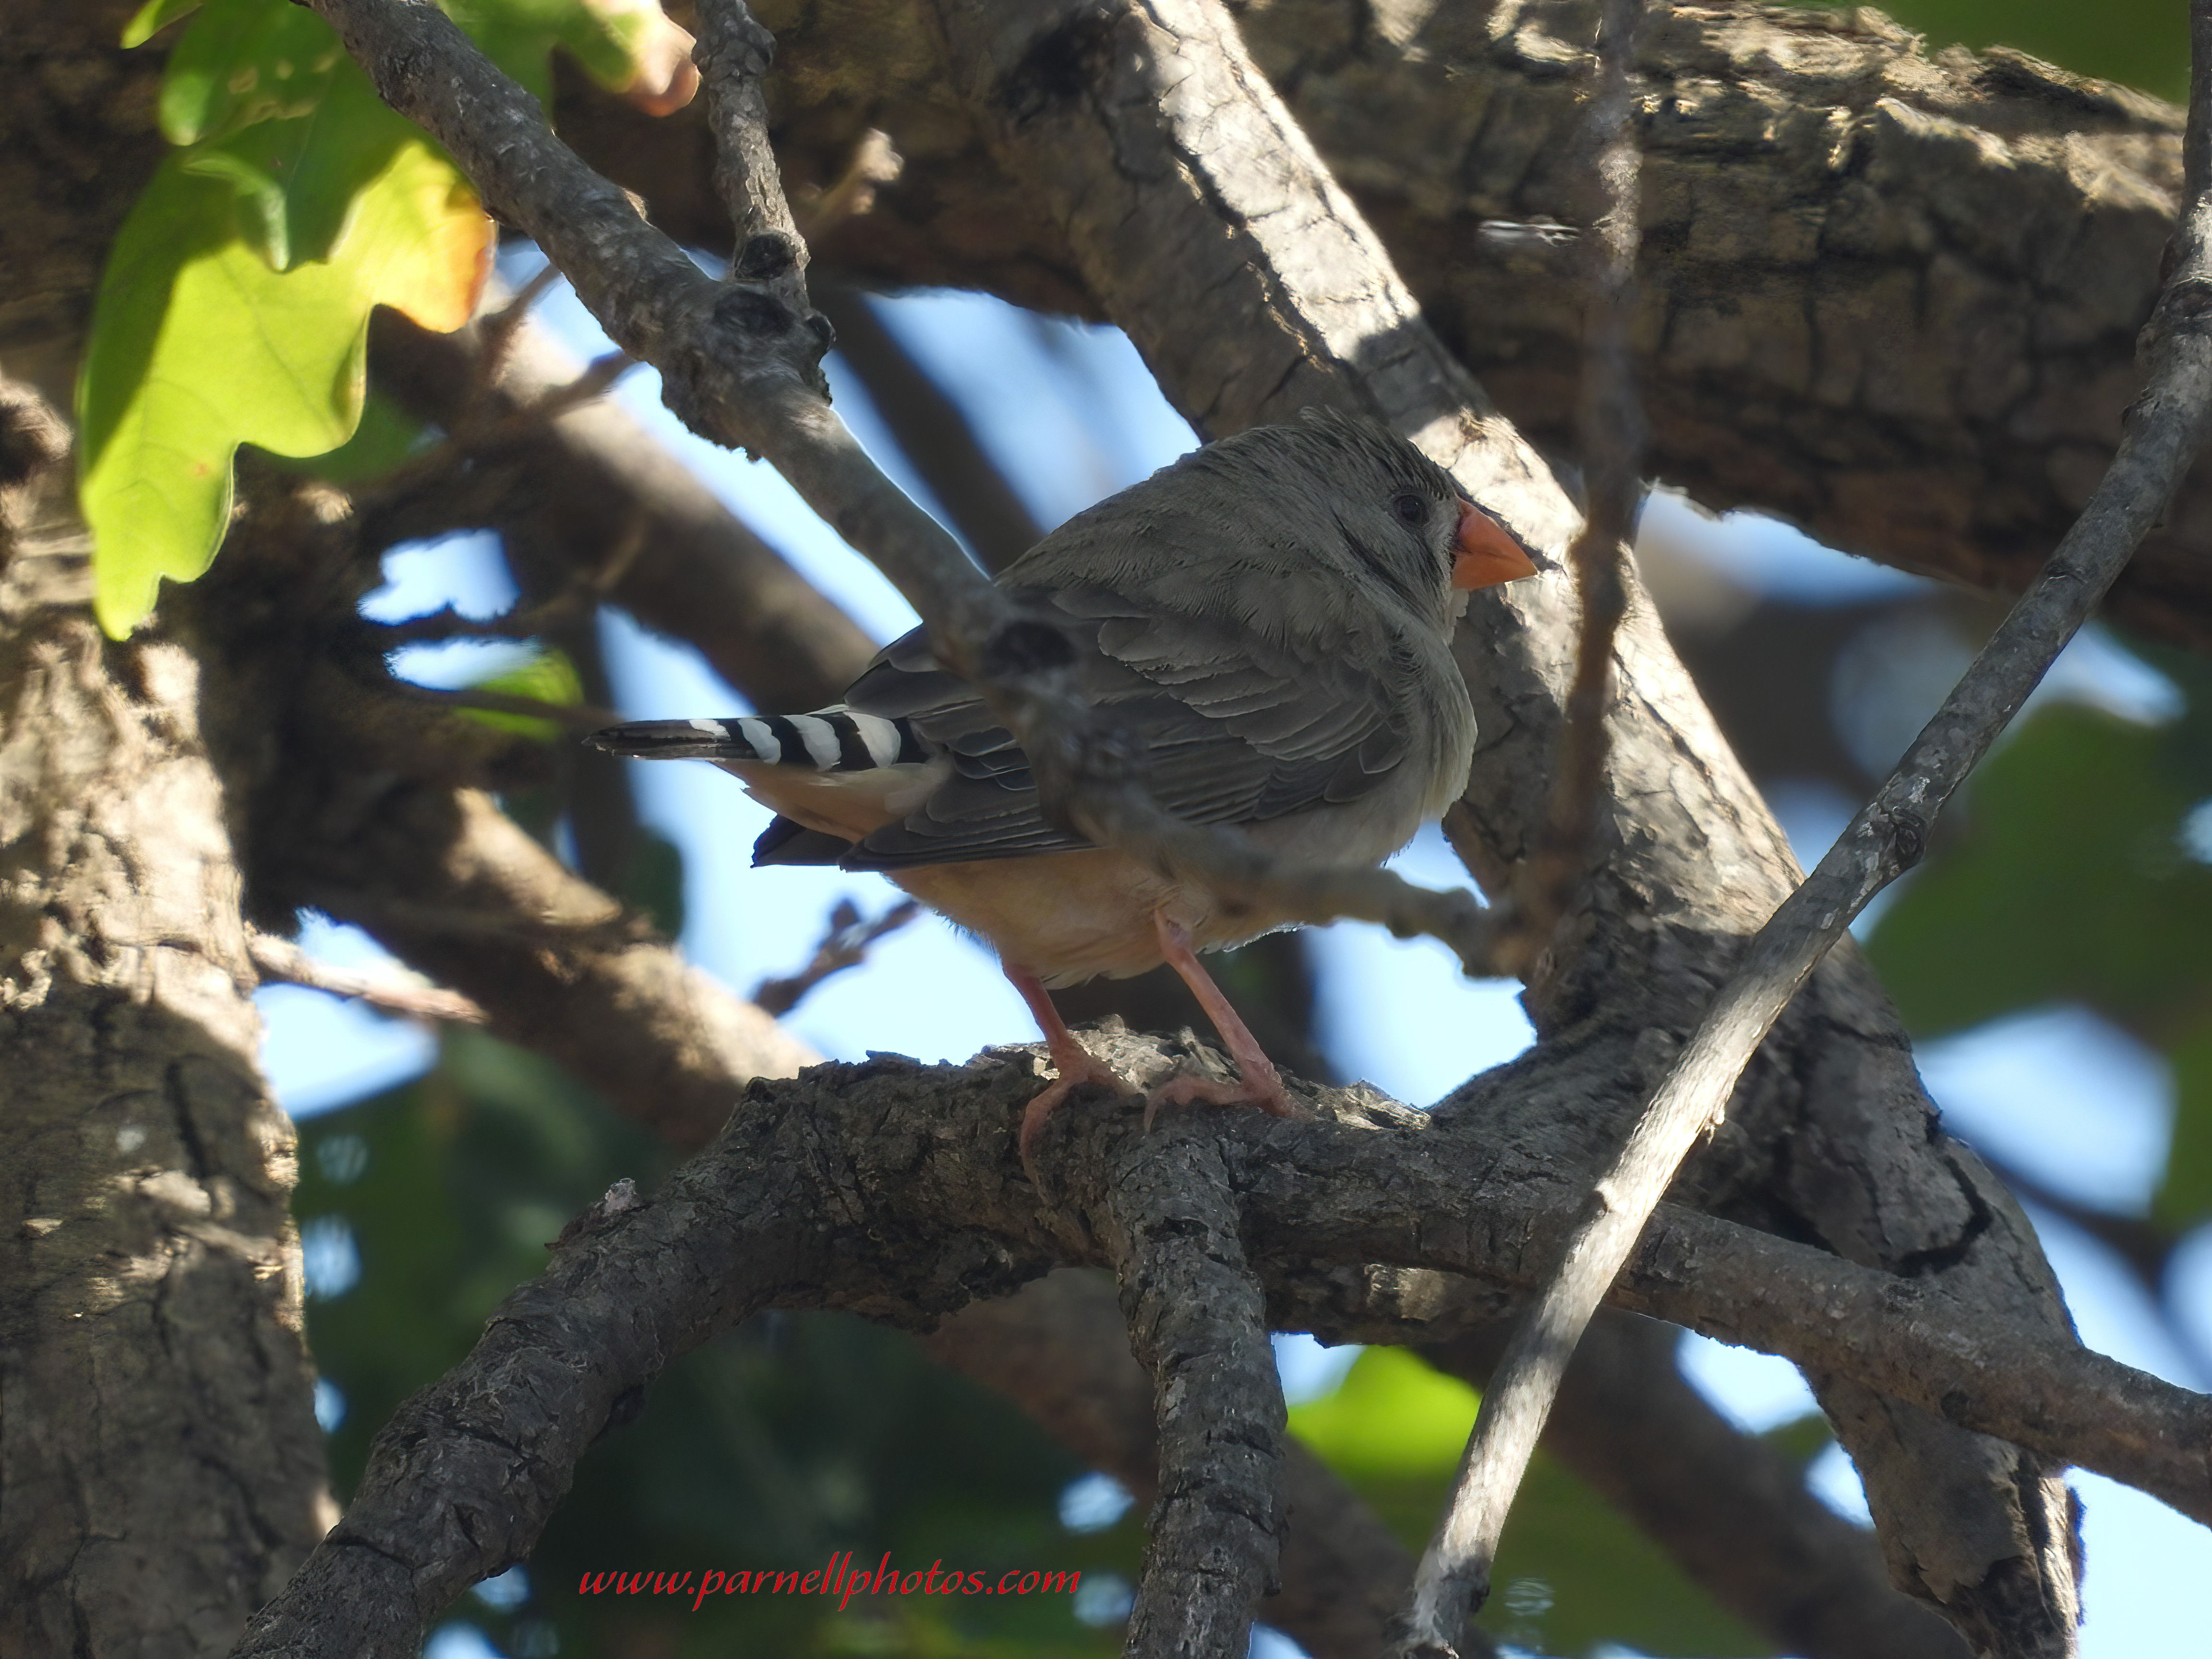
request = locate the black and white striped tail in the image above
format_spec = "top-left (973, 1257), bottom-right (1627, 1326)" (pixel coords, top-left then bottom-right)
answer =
top-left (586, 708), bottom-right (929, 772)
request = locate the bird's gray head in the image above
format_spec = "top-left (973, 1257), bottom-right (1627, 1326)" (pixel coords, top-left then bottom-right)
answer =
top-left (1169, 408), bottom-right (1491, 627)
top-left (1008, 408), bottom-right (1539, 641)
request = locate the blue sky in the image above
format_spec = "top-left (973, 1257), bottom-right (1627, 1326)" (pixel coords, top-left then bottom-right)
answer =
top-left (269, 263), bottom-right (2210, 1657)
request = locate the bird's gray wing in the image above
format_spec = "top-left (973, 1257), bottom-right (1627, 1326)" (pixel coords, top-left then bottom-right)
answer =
top-left (837, 586), bottom-right (1410, 869)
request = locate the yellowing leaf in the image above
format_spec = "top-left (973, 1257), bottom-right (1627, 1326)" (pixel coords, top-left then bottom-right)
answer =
top-left (80, 141), bottom-right (490, 635)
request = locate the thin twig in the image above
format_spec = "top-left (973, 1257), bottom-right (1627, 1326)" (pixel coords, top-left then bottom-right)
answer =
top-left (367, 517), bottom-right (649, 648)
top-left (303, 0), bottom-right (1502, 977)
top-left (1400, 2), bottom-right (1650, 1628)
top-left (523, 349), bottom-right (636, 421)
top-left (792, 128), bottom-right (902, 241)
top-left (245, 930), bottom-right (485, 1023)
top-left (1395, 2), bottom-right (2212, 1647)
top-left (469, 259), bottom-right (561, 406)
top-left (1491, 0), bottom-right (1647, 982)
top-left (751, 897), bottom-right (922, 1017)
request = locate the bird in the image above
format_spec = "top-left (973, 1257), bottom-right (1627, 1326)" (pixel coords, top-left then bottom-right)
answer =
top-left (588, 409), bottom-right (1542, 1161)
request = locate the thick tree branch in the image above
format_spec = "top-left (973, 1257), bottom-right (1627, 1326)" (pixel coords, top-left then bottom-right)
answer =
top-left (1079, 1133), bottom-right (1284, 1658)
top-left (228, 1045), bottom-right (2212, 1656)
top-left (0, 452), bottom-right (331, 1654)
top-left (584, 1), bottom-right (2211, 649)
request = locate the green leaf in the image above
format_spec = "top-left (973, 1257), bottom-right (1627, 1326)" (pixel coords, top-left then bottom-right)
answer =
top-left (79, 140), bottom-right (490, 635)
top-left (179, 69), bottom-right (419, 273)
top-left (1290, 1348), bottom-right (1769, 1657)
top-left (2158, 1028), bottom-right (2212, 1229)
top-left (446, 0), bottom-right (660, 100)
top-left (121, 0), bottom-right (204, 49)
top-left (273, 388), bottom-right (428, 484)
top-left (1866, 704), bottom-right (2212, 1040)
top-left (157, 0), bottom-right (342, 146)
top-left (85, 0), bottom-right (666, 633)
top-left (460, 647), bottom-right (586, 741)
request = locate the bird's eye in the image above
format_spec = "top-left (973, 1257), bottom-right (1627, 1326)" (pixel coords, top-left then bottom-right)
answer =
top-left (1391, 492), bottom-right (1428, 526)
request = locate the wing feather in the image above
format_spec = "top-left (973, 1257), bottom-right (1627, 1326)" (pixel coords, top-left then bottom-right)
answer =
top-left (836, 586), bottom-right (1414, 870)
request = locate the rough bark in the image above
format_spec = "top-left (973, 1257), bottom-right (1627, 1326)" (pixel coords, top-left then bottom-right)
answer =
top-left (5, 0), bottom-right (2202, 1652)
top-left (0, 413), bottom-right (332, 1658)
top-left (233, 1032), bottom-right (2210, 1656)
top-left (555, 0), bottom-right (2211, 651)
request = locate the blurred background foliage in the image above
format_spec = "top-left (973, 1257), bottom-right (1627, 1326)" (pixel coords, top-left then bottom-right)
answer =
top-left (258, 0), bottom-right (2212, 1655)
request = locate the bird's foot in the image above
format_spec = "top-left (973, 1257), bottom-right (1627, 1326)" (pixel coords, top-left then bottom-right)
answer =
top-left (1018, 1046), bottom-right (1125, 1176)
top-left (1142, 1067), bottom-right (1303, 1132)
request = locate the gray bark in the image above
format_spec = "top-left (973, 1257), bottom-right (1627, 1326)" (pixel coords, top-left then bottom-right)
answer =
top-left (556, 0), bottom-right (2208, 648)
top-left (0, 409), bottom-right (332, 1657)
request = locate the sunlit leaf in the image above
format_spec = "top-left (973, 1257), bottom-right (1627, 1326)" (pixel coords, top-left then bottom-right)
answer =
top-left (79, 140), bottom-right (491, 635)
top-left (156, 0), bottom-right (342, 147)
top-left (121, 0), bottom-right (205, 49)
top-left (276, 389), bottom-right (428, 484)
top-left (85, 0), bottom-right (665, 636)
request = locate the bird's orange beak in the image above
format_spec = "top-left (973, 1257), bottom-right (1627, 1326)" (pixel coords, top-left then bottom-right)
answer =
top-left (1452, 500), bottom-right (1543, 590)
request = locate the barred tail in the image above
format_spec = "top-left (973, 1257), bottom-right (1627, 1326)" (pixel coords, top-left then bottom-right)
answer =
top-left (586, 708), bottom-right (928, 772)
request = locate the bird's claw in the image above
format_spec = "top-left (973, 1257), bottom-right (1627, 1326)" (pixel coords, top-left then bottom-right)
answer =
top-left (1018, 1047), bottom-right (1125, 1178)
top-left (1141, 1069), bottom-right (1303, 1131)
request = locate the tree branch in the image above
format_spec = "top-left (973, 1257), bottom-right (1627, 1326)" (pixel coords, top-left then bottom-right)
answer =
top-left (1079, 1132), bottom-right (1284, 1658)
top-left (1490, 0), bottom-right (1645, 982)
top-left (1402, 0), bottom-right (2212, 1641)
top-left (227, 1046), bottom-right (2212, 1656)
top-left (245, 929), bottom-right (486, 1024)
top-left (621, 1), bottom-right (2209, 650)
top-left (925, 1271), bottom-right (1476, 1659)
top-left (287, 784), bottom-right (815, 1149)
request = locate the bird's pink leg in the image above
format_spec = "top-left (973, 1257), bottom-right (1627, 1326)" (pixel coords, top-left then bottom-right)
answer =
top-left (1145, 912), bottom-right (1300, 1126)
top-left (1004, 962), bottom-right (1123, 1164)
